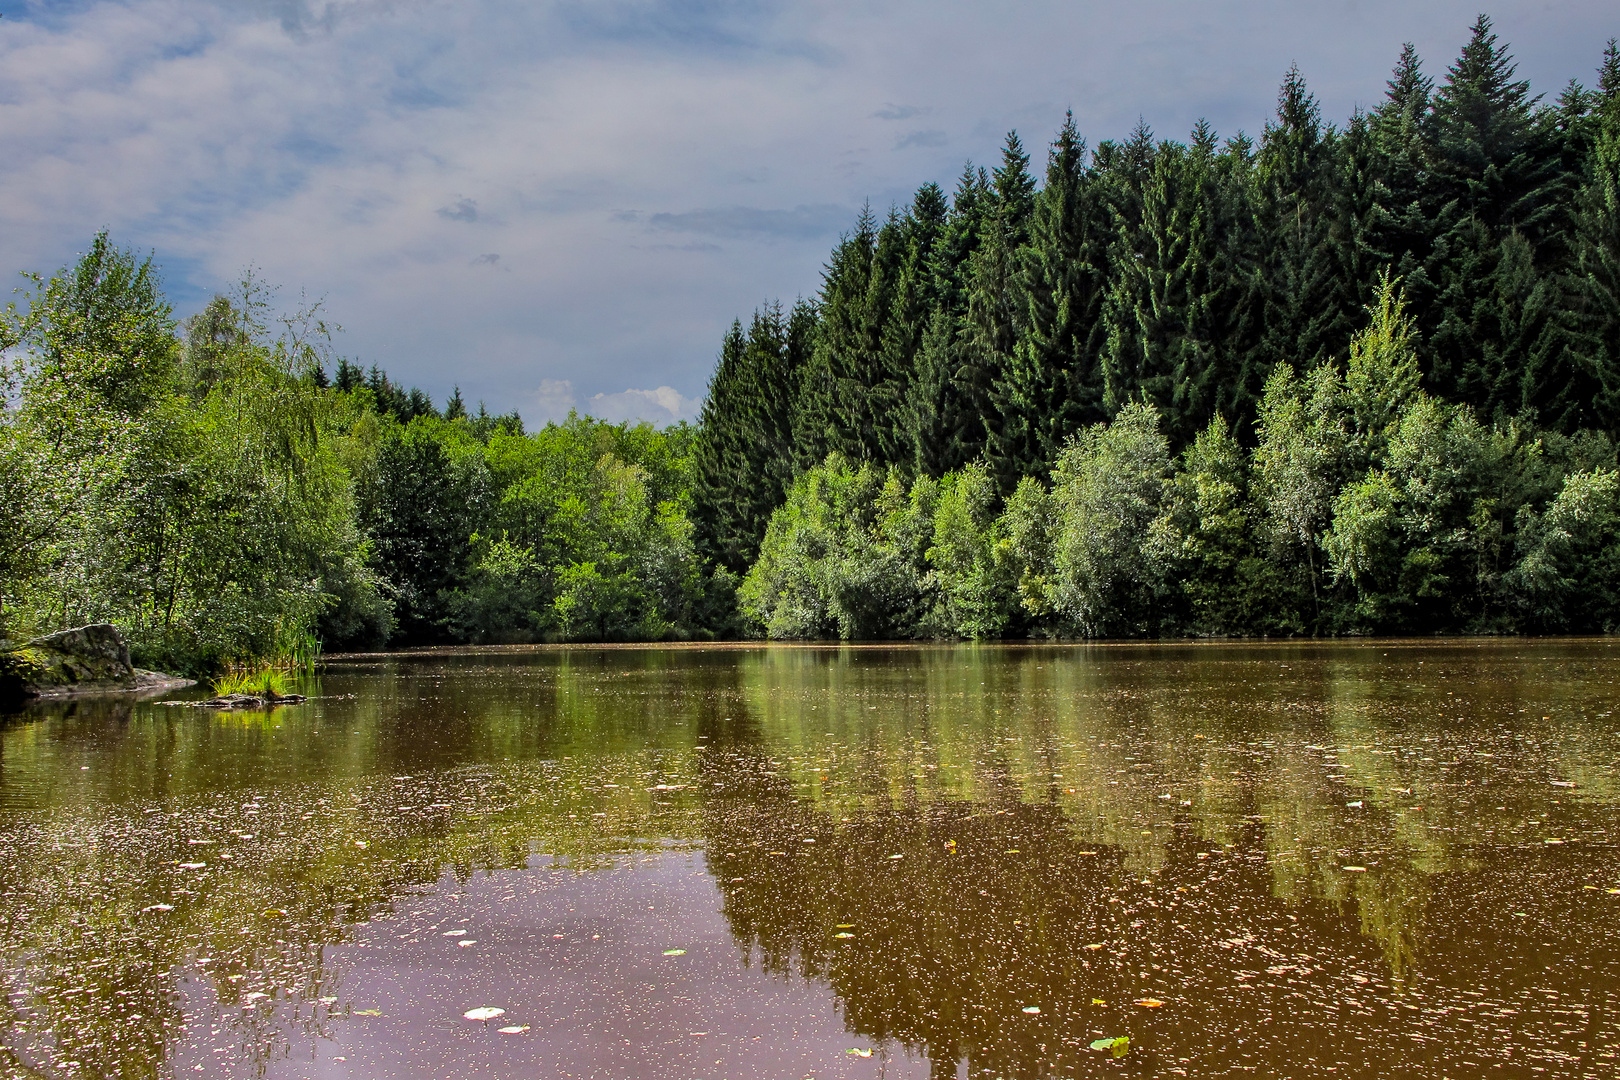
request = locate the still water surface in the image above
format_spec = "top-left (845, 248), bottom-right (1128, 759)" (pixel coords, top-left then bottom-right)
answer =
top-left (2, 641), bottom-right (1619, 1078)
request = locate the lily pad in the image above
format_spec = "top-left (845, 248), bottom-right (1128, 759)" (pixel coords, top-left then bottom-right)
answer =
top-left (1090, 1036), bottom-right (1130, 1057)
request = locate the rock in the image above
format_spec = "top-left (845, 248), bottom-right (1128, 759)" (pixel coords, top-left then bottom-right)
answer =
top-left (0, 624), bottom-right (194, 703)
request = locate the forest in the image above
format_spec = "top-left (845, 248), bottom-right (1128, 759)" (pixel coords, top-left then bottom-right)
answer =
top-left (2, 15), bottom-right (1619, 672)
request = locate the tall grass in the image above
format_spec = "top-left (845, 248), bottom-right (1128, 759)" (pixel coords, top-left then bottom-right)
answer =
top-left (210, 619), bottom-right (321, 696)
top-left (210, 666), bottom-right (291, 697)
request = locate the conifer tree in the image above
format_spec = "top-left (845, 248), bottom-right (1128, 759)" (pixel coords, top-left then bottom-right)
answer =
top-left (991, 114), bottom-right (1106, 484)
top-left (1254, 66), bottom-right (1352, 378)
top-left (906, 165), bottom-right (993, 475)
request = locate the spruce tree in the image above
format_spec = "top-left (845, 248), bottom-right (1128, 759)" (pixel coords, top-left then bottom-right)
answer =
top-left (905, 165), bottom-right (993, 475)
top-left (1253, 66), bottom-right (1352, 377)
top-left (991, 114), bottom-right (1106, 484)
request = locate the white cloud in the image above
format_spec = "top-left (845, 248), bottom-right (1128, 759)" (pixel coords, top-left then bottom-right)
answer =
top-left (587, 386), bottom-right (703, 426)
top-left (532, 378), bottom-right (578, 421)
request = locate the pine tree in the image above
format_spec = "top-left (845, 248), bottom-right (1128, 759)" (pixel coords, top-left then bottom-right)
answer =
top-left (990, 114), bottom-right (1106, 484)
top-left (1254, 66), bottom-right (1352, 376)
top-left (1562, 48), bottom-right (1620, 433)
top-left (445, 386), bottom-right (467, 421)
top-left (960, 139), bottom-right (1039, 481)
top-left (1103, 125), bottom-right (1256, 446)
top-left (693, 320), bottom-right (755, 571)
top-left (1424, 16), bottom-right (1567, 417)
top-left (1368, 44), bottom-right (1440, 325)
top-left (905, 165), bottom-right (993, 475)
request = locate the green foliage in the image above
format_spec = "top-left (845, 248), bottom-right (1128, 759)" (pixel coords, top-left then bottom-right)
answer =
top-left (739, 454), bottom-right (932, 639)
top-left (210, 666), bottom-right (292, 698)
top-left (1044, 403), bottom-right (1177, 636)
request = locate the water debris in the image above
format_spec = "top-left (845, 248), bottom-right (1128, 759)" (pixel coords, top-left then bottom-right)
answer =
top-left (140, 903), bottom-right (174, 913)
top-left (888, 854), bottom-right (903, 860)
top-left (1021, 1006), bottom-right (1041, 1014)
top-left (846, 1048), bottom-right (873, 1057)
top-left (1090, 1036), bottom-right (1130, 1057)
top-left (1084, 943), bottom-right (1104, 950)
top-left (1134, 998), bottom-right (1164, 1008)
top-left (178, 862), bottom-right (206, 869)
top-left (1342, 866), bottom-right (1367, 872)
top-left (834, 932), bottom-right (855, 939)
top-left (1346, 801), bottom-right (1363, 808)
top-left (458, 940), bottom-right (477, 947)
top-left (498, 1025), bottom-right (530, 1034)
top-left (442, 930), bottom-right (466, 936)
top-left (353, 1009), bottom-right (382, 1017)
top-left (463, 1007), bottom-right (505, 1022)
top-left (663, 949), bottom-right (686, 956)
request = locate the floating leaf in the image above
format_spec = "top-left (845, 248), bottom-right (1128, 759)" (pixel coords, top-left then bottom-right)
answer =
top-left (846, 1048), bottom-right (872, 1057)
top-left (1021, 1006), bottom-right (1041, 1014)
top-left (463, 1007), bottom-right (505, 1022)
top-left (1342, 866), bottom-right (1367, 872)
top-left (498, 1025), bottom-right (530, 1034)
top-left (1092, 998), bottom-right (1107, 1005)
top-left (1083, 943), bottom-right (1104, 950)
top-left (458, 940), bottom-right (477, 947)
top-left (178, 862), bottom-right (206, 870)
top-left (835, 924), bottom-right (855, 929)
top-left (834, 932), bottom-right (855, 939)
top-left (354, 1009), bottom-right (382, 1017)
top-left (263, 909), bottom-right (286, 917)
top-left (888, 854), bottom-right (903, 860)
top-left (1134, 998), bottom-right (1163, 1008)
top-left (662, 949), bottom-right (686, 956)
top-left (1005, 849), bottom-right (1020, 854)
top-left (1090, 1036), bottom-right (1129, 1057)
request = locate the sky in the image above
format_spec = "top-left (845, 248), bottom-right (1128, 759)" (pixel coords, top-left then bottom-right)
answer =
top-left (1, 1), bottom-right (1616, 427)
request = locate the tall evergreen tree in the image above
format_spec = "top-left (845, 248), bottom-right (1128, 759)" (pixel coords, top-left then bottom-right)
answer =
top-left (1253, 66), bottom-right (1353, 378)
top-left (906, 165), bottom-right (994, 475)
top-left (990, 114), bottom-right (1106, 484)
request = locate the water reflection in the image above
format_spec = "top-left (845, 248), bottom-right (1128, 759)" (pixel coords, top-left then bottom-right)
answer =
top-left (1, 642), bottom-right (1618, 1077)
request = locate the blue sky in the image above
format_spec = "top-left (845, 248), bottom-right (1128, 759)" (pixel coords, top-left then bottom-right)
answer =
top-left (1, 0), bottom-right (1615, 425)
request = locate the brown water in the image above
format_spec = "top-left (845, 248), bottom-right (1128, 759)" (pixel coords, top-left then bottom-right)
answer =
top-left (2, 641), bottom-right (1618, 1079)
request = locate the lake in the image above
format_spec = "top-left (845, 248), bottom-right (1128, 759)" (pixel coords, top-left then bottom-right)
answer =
top-left (2, 640), bottom-right (1618, 1078)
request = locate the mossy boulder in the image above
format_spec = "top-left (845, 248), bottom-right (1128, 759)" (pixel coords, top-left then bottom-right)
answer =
top-left (0, 624), bottom-right (193, 703)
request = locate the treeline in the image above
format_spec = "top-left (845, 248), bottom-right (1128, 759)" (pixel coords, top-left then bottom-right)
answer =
top-left (0, 238), bottom-right (719, 674)
top-left (695, 18), bottom-right (1620, 590)
top-left (740, 279), bottom-right (1620, 637)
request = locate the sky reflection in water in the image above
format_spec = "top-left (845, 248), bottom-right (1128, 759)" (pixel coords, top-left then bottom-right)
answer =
top-left (1, 641), bottom-right (1618, 1078)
